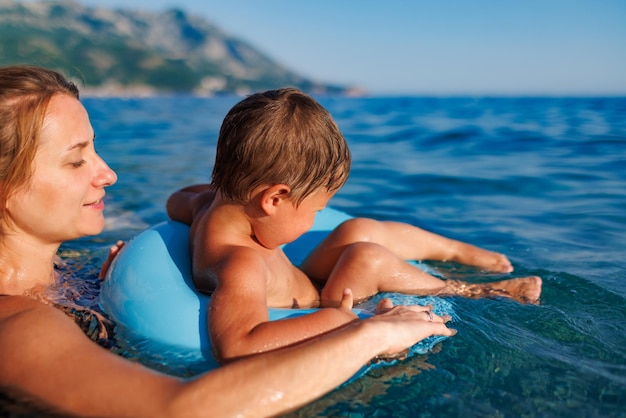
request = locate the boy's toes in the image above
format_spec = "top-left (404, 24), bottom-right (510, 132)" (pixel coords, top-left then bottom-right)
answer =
top-left (482, 253), bottom-right (513, 273)
top-left (521, 276), bottom-right (542, 304)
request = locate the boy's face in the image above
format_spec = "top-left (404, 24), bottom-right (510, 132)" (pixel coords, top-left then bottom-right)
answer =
top-left (276, 188), bottom-right (335, 246)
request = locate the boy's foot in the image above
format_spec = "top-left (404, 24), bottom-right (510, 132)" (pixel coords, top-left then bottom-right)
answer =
top-left (452, 244), bottom-right (514, 273)
top-left (488, 276), bottom-right (542, 304)
top-left (441, 276), bottom-right (542, 304)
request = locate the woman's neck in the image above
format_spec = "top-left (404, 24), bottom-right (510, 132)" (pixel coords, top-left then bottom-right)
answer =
top-left (0, 234), bottom-right (59, 296)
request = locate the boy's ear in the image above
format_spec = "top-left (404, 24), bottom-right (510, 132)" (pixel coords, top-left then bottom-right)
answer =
top-left (259, 184), bottom-right (291, 215)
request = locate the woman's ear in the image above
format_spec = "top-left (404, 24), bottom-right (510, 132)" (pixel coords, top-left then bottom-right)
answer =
top-left (259, 184), bottom-right (291, 215)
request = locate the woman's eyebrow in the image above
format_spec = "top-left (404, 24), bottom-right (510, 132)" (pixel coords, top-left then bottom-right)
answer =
top-left (66, 141), bottom-right (89, 151)
top-left (67, 134), bottom-right (96, 151)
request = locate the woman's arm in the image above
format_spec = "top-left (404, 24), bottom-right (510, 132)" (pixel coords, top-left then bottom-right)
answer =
top-left (178, 300), bottom-right (454, 417)
top-left (0, 296), bottom-right (454, 418)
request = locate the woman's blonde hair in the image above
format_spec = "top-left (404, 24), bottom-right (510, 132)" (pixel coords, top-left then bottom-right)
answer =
top-left (0, 65), bottom-right (79, 232)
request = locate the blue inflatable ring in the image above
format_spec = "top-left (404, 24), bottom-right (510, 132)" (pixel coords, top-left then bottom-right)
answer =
top-left (101, 207), bottom-right (454, 365)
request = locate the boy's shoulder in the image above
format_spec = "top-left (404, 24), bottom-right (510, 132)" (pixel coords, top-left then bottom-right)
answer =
top-left (192, 203), bottom-right (271, 267)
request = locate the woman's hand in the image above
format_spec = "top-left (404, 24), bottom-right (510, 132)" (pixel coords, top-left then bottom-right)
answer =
top-left (99, 240), bottom-right (125, 280)
top-left (368, 298), bottom-right (456, 357)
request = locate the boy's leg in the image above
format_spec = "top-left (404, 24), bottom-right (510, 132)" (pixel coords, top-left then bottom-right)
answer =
top-left (314, 241), bottom-right (542, 307)
top-left (302, 218), bottom-right (512, 282)
top-left (318, 241), bottom-right (447, 305)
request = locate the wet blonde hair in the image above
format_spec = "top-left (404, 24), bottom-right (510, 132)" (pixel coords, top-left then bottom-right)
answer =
top-left (0, 65), bottom-right (79, 233)
top-left (211, 88), bottom-right (351, 205)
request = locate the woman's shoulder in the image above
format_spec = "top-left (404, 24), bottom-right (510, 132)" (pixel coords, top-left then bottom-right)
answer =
top-left (0, 297), bottom-right (62, 374)
top-left (1, 294), bottom-right (116, 350)
top-left (0, 294), bottom-right (50, 316)
top-left (0, 296), bottom-right (92, 384)
top-left (0, 295), bottom-right (68, 335)
top-left (0, 295), bottom-right (94, 355)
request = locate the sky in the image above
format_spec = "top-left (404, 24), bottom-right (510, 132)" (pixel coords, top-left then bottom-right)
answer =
top-left (70, 0), bottom-right (626, 95)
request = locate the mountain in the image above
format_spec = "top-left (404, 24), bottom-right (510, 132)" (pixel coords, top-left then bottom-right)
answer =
top-left (0, 0), bottom-right (355, 96)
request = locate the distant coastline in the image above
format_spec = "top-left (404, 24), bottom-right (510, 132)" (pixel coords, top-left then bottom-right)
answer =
top-left (1, 0), bottom-right (359, 96)
top-left (79, 82), bottom-right (368, 98)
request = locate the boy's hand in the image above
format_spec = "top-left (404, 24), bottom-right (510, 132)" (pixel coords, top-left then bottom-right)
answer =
top-left (338, 288), bottom-right (354, 311)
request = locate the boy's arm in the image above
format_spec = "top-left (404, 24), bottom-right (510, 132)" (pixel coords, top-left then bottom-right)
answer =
top-left (166, 184), bottom-right (216, 225)
top-left (207, 247), bottom-right (358, 363)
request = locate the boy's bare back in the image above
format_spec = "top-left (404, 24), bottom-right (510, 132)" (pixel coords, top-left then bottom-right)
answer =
top-left (190, 194), bottom-right (321, 309)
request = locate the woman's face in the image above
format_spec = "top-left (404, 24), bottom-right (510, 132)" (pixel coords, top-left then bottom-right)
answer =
top-left (6, 94), bottom-right (117, 243)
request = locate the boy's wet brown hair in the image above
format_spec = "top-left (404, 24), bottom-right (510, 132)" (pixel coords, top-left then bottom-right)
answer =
top-left (211, 88), bottom-right (351, 205)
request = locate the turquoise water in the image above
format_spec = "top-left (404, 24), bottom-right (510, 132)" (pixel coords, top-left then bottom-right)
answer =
top-left (65, 96), bottom-right (625, 417)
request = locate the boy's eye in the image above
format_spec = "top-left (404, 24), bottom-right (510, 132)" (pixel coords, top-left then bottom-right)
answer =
top-left (71, 159), bottom-right (86, 168)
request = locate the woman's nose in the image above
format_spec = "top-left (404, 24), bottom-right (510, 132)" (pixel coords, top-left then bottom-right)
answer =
top-left (94, 157), bottom-right (118, 187)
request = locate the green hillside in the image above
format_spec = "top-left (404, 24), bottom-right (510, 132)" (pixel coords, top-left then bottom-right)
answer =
top-left (0, 0), bottom-right (350, 95)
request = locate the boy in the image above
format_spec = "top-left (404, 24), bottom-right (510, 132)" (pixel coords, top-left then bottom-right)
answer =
top-left (167, 88), bottom-right (542, 363)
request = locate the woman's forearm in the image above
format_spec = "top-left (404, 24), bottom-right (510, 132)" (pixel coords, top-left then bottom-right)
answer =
top-left (170, 308), bottom-right (453, 418)
top-left (169, 320), bottom-right (382, 417)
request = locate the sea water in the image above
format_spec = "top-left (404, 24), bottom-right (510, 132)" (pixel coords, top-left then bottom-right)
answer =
top-left (51, 96), bottom-right (626, 417)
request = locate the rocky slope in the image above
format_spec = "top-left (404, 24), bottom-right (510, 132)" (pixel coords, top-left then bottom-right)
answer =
top-left (0, 0), bottom-right (352, 95)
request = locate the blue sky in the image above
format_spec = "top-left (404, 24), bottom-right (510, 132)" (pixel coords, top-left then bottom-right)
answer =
top-left (73, 0), bottom-right (625, 95)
